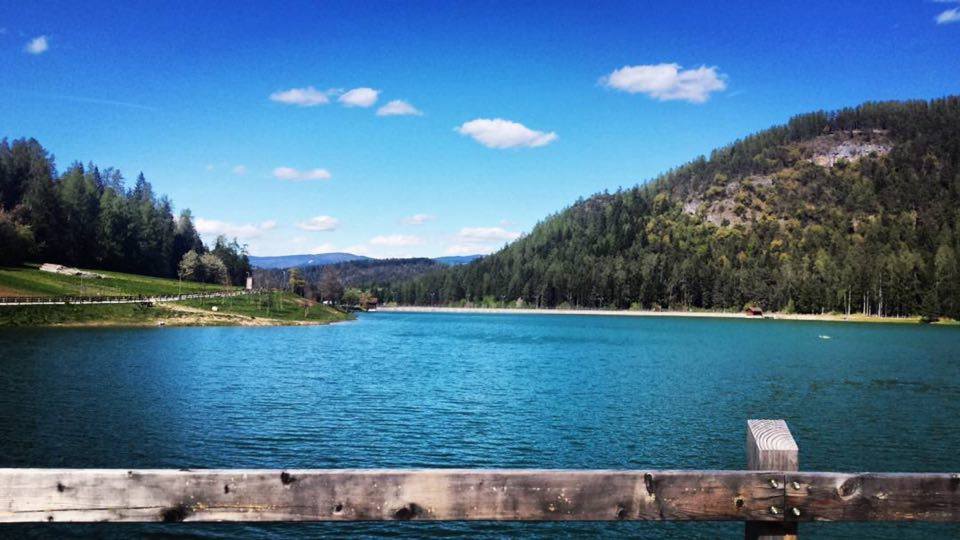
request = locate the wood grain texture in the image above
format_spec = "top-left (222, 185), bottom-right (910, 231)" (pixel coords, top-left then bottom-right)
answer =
top-left (0, 469), bottom-right (781, 523)
top-left (785, 472), bottom-right (960, 523)
top-left (746, 419), bottom-right (799, 540)
top-left (746, 420), bottom-right (799, 472)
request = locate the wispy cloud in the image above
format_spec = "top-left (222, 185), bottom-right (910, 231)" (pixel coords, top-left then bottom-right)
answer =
top-left (377, 99), bottom-right (422, 116)
top-left (232, 165), bottom-right (247, 176)
top-left (344, 244), bottom-right (371, 256)
top-left (297, 215), bottom-right (339, 231)
top-left (269, 86), bottom-right (333, 107)
top-left (195, 218), bottom-right (275, 240)
top-left (445, 226), bottom-right (521, 255)
top-left (936, 7), bottom-right (960, 24)
top-left (445, 244), bottom-right (486, 255)
top-left (310, 243), bottom-right (336, 253)
top-left (369, 234), bottom-right (424, 246)
top-left (24, 35), bottom-right (48, 55)
top-left (22, 91), bottom-right (157, 111)
top-left (338, 87), bottom-right (380, 108)
top-left (456, 118), bottom-right (557, 149)
top-left (273, 166), bottom-right (332, 181)
top-left (601, 63), bottom-right (727, 103)
top-left (402, 213), bottom-right (435, 225)
top-left (457, 227), bottom-right (521, 242)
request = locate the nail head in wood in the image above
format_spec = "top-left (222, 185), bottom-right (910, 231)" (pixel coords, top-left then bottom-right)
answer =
top-left (746, 419), bottom-right (799, 540)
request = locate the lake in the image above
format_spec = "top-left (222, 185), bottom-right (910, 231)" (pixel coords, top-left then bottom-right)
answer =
top-left (1, 312), bottom-right (959, 538)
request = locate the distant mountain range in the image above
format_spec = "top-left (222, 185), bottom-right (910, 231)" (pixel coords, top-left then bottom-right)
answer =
top-left (432, 255), bottom-right (484, 266)
top-left (249, 252), bottom-right (482, 269)
top-left (248, 252), bottom-right (371, 269)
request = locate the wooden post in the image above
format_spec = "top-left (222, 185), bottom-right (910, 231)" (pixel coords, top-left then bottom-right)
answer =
top-left (746, 419), bottom-right (798, 540)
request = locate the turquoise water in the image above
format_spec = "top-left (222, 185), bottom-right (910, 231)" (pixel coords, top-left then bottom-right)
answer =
top-left (1, 312), bottom-right (959, 538)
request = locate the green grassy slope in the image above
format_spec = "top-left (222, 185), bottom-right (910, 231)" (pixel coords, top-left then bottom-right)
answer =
top-left (0, 303), bottom-right (186, 326)
top-left (0, 265), bottom-right (236, 297)
top-left (177, 291), bottom-right (350, 324)
top-left (0, 265), bottom-right (351, 327)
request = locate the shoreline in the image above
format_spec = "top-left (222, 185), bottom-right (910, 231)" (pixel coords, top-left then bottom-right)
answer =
top-left (0, 302), bottom-right (353, 329)
top-left (2, 316), bottom-right (352, 329)
top-left (375, 306), bottom-right (957, 325)
top-left (0, 316), bottom-right (350, 329)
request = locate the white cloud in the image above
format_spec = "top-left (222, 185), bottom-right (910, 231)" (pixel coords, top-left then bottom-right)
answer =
top-left (402, 213), bottom-right (435, 225)
top-left (232, 165), bottom-right (247, 175)
top-left (205, 164), bottom-right (215, 171)
top-left (937, 7), bottom-right (960, 23)
top-left (297, 215), bottom-right (339, 231)
top-left (377, 99), bottom-right (422, 116)
top-left (344, 244), bottom-right (371, 256)
top-left (269, 86), bottom-right (332, 107)
top-left (444, 226), bottom-right (521, 255)
top-left (456, 118), bottom-right (558, 149)
top-left (369, 234), bottom-right (424, 246)
top-left (25, 35), bottom-right (48, 55)
top-left (601, 63), bottom-right (727, 103)
top-left (273, 166), bottom-right (332, 181)
top-left (446, 244), bottom-right (491, 255)
top-left (456, 227), bottom-right (521, 242)
top-left (338, 87), bottom-right (380, 108)
top-left (195, 218), bottom-right (274, 240)
top-left (310, 243), bottom-right (336, 253)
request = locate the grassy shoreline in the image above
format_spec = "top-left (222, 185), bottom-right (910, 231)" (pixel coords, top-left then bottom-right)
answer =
top-left (376, 306), bottom-right (959, 326)
top-left (0, 299), bottom-right (353, 328)
top-left (0, 264), bottom-right (352, 328)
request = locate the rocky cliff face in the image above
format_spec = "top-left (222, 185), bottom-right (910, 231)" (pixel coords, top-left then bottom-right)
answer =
top-left (680, 130), bottom-right (893, 227)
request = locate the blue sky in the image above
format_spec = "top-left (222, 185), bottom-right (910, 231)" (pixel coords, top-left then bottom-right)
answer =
top-left (2, 1), bottom-right (959, 257)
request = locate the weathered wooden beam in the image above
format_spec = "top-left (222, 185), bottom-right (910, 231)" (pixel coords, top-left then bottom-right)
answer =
top-left (746, 419), bottom-right (799, 540)
top-left (0, 469), bottom-right (780, 523)
top-left (746, 419), bottom-right (799, 472)
top-left (785, 472), bottom-right (960, 522)
top-left (4, 467), bottom-right (958, 525)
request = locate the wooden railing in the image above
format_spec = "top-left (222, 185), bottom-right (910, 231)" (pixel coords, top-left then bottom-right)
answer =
top-left (1, 420), bottom-right (958, 539)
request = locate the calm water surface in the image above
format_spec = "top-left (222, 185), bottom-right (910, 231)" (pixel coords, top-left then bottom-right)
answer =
top-left (1, 313), bottom-right (959, 538)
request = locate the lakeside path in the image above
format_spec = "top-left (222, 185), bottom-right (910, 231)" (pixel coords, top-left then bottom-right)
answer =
top-left (0, 289), bottom-right (250, 306)
top-left (376, 306), bottom-right (953, 325)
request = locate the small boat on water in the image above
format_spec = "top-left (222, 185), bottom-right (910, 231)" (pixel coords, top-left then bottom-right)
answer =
top-left (819, 334), bottom-right (831, 340)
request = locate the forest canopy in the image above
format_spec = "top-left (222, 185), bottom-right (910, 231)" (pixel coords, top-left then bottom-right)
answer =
top-left (0, 138), bottom-right (250, 285)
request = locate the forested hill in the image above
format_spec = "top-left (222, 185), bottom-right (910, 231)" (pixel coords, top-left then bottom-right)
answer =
top-left (0, 139), bottom-right (250, 285)
top-left (254, 258), bottom-right (445, 292)
top-left (388, 97), bottom-right (960, 319)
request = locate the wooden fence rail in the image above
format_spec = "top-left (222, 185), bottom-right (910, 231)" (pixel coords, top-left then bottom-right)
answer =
top-left (1, 420), bottom-right (958, 538)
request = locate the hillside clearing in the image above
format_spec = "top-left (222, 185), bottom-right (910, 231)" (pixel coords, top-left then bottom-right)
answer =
top-left (0, 265), bottom-right (350, 327)
top-left (0, 265), bottom-right (235, 298)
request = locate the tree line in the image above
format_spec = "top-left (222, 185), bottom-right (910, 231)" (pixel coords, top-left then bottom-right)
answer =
top-left (0, 138), bottom-right (250, 285)
top-left (252, 258), bottom-right (443, 299)
top-left (384, 97), bottom-right (960, 320)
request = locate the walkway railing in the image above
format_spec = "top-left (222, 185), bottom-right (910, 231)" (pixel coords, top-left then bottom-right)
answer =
top-left (1, 420), bottom-right (958, 539)
top-left (0, 289), bottom-right (252, 306)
